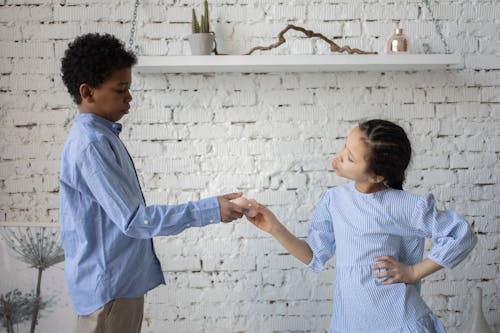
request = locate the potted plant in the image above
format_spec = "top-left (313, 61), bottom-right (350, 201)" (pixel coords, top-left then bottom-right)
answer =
top-left (188, 0), bottom-right (215, 55)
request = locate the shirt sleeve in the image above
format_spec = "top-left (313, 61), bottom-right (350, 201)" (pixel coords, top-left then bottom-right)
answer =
top-left (79, 141), bottom-right (221, 239)
top-left (410, 194), bottom-right (477, 269)
top-left (305, 192), bottom-right (336, 272)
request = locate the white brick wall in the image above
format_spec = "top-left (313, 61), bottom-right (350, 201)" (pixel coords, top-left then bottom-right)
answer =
top-left (1, 1), bottom-right (499, 332)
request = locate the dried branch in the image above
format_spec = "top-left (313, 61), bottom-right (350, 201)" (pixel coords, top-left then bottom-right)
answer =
top-left (0, 289), bottom-right (47, 333)
top-left (245, 24), bottom-right (377, 55)
top-left (1, 227), bottom-right (64, 333)
top-left (1, 227), bottom-right (64, 270)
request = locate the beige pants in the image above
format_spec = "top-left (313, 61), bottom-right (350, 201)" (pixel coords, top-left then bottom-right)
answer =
top-left (75, 296), bottom-right (144, 333)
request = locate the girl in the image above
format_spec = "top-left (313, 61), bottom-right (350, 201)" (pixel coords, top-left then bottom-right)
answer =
top-left (248, 119), bottom-right (477, 333)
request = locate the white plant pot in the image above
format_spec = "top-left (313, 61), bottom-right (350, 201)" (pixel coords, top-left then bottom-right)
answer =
top-left (188, 33), bottom-right (215, 55)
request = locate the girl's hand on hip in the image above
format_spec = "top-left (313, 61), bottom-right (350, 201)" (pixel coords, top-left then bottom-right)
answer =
top-left (372, 256), bottom-right (419, 285)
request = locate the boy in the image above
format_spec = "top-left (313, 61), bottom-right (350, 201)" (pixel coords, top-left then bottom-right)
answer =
top-left (59, 33), bottom-right (245, 333)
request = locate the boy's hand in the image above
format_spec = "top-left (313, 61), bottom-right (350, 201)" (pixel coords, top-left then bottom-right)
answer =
top-left (217, 193), bottom-right (245, 223)
top-left (372, 256), bottom-right (418, 284)
top-left (246, 202), bottom-right (280, 235)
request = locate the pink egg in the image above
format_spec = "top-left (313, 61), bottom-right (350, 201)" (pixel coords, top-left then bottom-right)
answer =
top-left (230, 197), bottom-right (258, 218)
top-left (246, 199), bottom-right (259, 217)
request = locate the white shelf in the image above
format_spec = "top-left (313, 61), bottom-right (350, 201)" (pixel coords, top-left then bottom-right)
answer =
top-left (135, 54), bottom-right (462, 73)
top-left (0, 222), bottom-right (59, 228)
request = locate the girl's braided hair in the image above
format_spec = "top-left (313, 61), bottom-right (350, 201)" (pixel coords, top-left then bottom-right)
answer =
top-left (358, 119), bottom-right (412, 190)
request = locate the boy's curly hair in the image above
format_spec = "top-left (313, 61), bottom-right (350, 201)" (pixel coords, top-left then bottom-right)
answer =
top-left (61, 33), bottom-right (137, 104)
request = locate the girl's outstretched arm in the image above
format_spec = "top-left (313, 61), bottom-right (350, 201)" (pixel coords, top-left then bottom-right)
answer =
top-left (247, 203), bottom-right (313, 265)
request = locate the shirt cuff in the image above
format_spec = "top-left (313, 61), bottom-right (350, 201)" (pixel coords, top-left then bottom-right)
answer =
top-left (305, 239), bottom-right (324, 273)
top-left (428, 237), bottom-right (477, 270)
top-left (194, 197), bottom-right (221, 226)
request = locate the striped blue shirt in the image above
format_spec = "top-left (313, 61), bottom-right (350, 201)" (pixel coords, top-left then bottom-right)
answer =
top-left (59, 113), bottom-right (221, 315)
top-left (305, 182), bottom-right (477, 333)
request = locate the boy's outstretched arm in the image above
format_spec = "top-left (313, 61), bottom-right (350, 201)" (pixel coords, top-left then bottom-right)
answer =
top-left (247, 204), bottom-right (313, 265)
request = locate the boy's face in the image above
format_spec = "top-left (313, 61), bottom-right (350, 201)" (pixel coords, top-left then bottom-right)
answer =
top-left (80, 67), bottom-right (132, 122)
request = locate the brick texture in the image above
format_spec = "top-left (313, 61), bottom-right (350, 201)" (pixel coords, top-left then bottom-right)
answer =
top-left (0, 1), bottom-right (499, 332)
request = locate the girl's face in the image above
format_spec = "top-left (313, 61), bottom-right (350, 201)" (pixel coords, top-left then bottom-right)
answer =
top-left (332, 126), bottom-right (383, 192)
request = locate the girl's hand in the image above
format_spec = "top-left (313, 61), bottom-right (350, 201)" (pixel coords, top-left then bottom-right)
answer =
top-left (246, 202), bottom-right (281, 235)
top-left (247, 203), bottom-right (314, 265)
top-left (372, 256), bottom-right (419, 285)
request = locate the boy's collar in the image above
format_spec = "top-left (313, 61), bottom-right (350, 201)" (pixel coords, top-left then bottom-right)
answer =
top-left (75, 113), bottom-right (122, 135)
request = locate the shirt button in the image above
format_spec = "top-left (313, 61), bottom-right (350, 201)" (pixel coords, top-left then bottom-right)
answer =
top-left (144, 220), bottom-right (149, 225)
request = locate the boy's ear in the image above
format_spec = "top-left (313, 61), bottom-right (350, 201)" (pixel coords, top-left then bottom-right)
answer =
top-left (79, 83), bottom-right (94, 103)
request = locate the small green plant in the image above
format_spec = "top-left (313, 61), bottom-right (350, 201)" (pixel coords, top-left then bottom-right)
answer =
top-left (192, 0), bottom-right (210, 33)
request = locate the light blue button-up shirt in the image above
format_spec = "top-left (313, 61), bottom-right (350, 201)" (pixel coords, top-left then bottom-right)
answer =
top-left (59, 113), bottom-right (221, 315)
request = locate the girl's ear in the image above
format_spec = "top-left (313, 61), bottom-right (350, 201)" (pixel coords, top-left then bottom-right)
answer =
top-left (370, 174), bottom-right (385, 184)
top-left (79, 83), bottom-right (94, 103)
